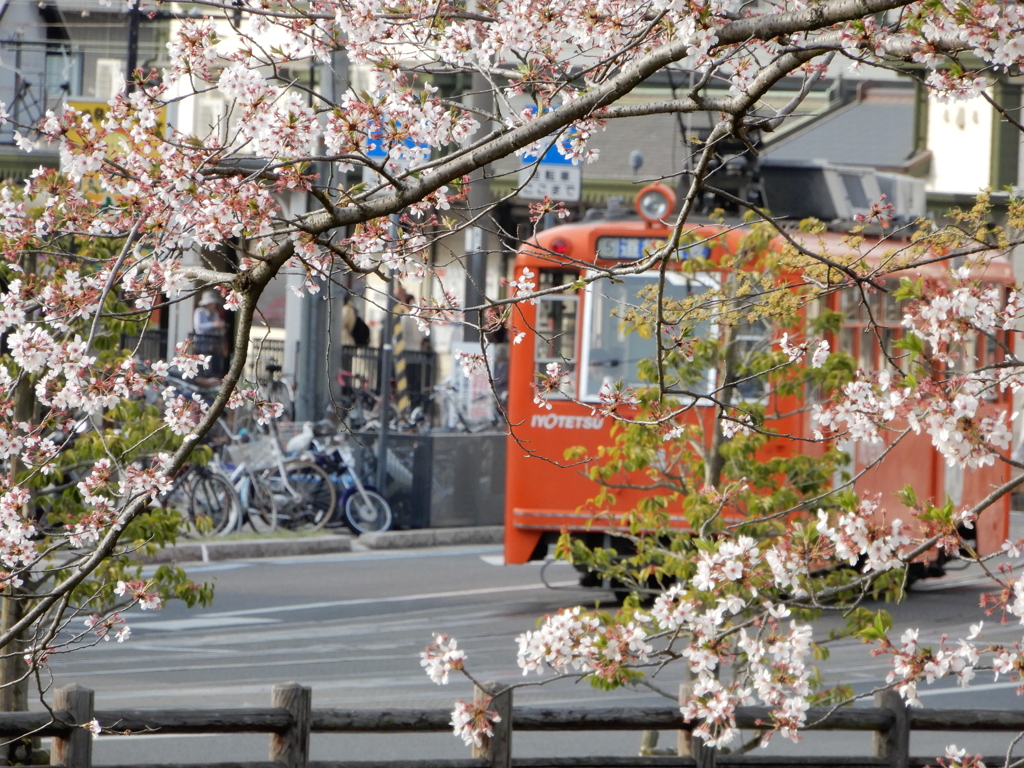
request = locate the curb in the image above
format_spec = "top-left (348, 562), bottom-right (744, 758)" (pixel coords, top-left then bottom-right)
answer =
top-left (140, 533), bottom-right (353, 564)
top-left (359, 525), bottom-right (504, 550)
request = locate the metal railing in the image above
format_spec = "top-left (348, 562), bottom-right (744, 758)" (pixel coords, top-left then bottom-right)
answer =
top-left (120, 329), bottom-right (168, 362)
top-left (340, 344), bottom-right (437, 402)
top-left (7, 682), bottom-right (1019, 768)
top-left (248, 337), bottom-right (287, 381)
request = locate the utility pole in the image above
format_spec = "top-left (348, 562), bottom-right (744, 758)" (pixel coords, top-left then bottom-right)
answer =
top-left (463, 223), bottom-right (486, 341)
top-left (125, 3), bottom-right (140, 93)
top-left (295, 52), bottom-right (345, 421)
top-left (375, 216), bottom-right (399, 490)
top-left (461, 15), bottom-right (495, 342)
top-left (294, 288), bottom-right (329, 421)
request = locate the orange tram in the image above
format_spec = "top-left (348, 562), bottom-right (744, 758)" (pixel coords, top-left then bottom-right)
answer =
top-left (503, 185), bottom-right (1014, 574)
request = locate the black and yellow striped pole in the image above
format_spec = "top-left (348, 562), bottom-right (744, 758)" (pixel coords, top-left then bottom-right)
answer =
top-left (392, 312), bottom-right (411, 417)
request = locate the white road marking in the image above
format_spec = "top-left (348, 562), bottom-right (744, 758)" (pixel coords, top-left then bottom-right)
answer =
top-left (266, 545), bottom-right (503, 566)
top-left (134, 617), bottom-right (280, 632)
top-left (128, 580), bottom-right (582, 625)
top-left (480, 555), bottom-right (557, 566)
top-left (55, 606), bottom-right (542, 670)
top-left (917, 680), bottom-right (1022, 697)
top-left (140, 545), bottom-right (505, 578)
top-left (55, 652), bottom-right (432, 678)
top-left (107, 643), bottom-right (241, 655)
top-left (172, 563), bottom-right (251, 575)
top-left (912, 575), bottom-right (995, 592)
top-left (96, 733), bottom-right (220, 742)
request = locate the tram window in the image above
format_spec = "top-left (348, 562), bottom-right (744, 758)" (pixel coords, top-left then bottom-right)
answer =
top-left (580, 273), bottom-right (716, 400)
top-left (732, 319), bottom-right (771, 401)
top-left (838, 284), bottom-right (905, 372)
top-left (878, 326), bottom-right (902, 370)
top-left (983, 332), bottom-right (1004, 401)
top-left (948, 331), bottom-right (1002, 400)
top-left (984, 331), bottom-right (1000, 368)
top-left (948, 335), bottom-right (975, 374)
top-left (877, 285), bottom-right (907, 325)
top-left (838, 323), bottom-right (876, 372)
top-left (840, 287), bottom-right (864, 323)
top-left (533, 271), bottom-right (578, 398)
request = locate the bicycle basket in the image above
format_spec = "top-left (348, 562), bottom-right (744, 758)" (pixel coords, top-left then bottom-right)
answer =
top-left (225, 436), bottom-right (279, 472)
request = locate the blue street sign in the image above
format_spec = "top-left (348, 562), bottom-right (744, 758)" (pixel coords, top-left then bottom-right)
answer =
top-left (517, 107), bottom-right (582, 201)
top-left (364, 122), bottom-right (429, 160)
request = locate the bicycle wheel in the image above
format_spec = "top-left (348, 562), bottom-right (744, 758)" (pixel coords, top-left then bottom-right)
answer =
top-left (274, 460), bottom-right (336, 531)
top-left (160, 467), bottom-right (216, 537)
top-left (161, 470), bottom-right (195, 527)
top-left (244, 469), bottom-right (278, 533)
top-left (187, 470), bottom-right (239, 537)
top-left (343, 488), bottom-right (392, 534)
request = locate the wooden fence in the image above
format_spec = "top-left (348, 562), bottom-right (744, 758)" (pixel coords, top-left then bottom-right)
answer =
top-left (4, 682), bottom-right (1019, 768)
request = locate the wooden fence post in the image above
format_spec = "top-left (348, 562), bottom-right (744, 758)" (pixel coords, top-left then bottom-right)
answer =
top-left (677, 682), bottom-right (692, 757)
top-left (270, 683), bottom-right (311, 768)
top-left (52, 684), bottom-right (94, 768)
top-left (691, 733), bottom-right (716, 768)
top-left (471, 681), bottom-right (512, 768)
top-left (677, 678), bottom-right (715, 767)
top-left (678, 678), bottom-right (714, 768)
top-left (873, 689), bottom-right (909, 768)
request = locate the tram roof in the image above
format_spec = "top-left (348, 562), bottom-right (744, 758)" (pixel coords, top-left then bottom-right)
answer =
top-left (515, 217), bottom-right (1014, 283)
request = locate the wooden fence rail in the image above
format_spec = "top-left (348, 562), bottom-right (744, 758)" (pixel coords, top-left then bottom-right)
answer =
top-left (7, 682), bottom-right (1019, 768)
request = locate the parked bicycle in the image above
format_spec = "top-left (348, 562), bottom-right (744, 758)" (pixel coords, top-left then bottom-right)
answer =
top-left (159, 462), bottom-right (239, 537)
top-left (232, 362), bottom-right (297, 435)
top-left (290, 422), bottom-right (393, 534)
top-left (414, 376), bottom-right (503, 433)
top-left (336, 371), bottom-right (399, 431)
top-left (327, 441), bottom-right (391, 534)
top-left (219, 428), bottom-right (336, 533)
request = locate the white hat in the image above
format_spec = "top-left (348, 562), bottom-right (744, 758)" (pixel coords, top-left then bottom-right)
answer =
top-left (199, 290), bottom-right (222, 306)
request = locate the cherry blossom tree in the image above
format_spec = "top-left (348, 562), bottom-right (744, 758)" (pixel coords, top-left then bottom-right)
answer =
top-left (1, 0), bottom-right (1024, 760)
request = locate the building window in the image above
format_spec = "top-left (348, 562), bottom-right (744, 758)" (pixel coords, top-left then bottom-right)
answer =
top-left (45, 50), bottom-right (82, 99)
top-left (93, 58), bottom-right (125, 100)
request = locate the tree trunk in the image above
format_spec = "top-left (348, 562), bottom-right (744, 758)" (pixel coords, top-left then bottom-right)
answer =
top-left (0, 592), bottom-right (26, 713)
top-left (0, 584), bottom-right (33, 765)
top-left (1, 284), bottom-right (40, 763)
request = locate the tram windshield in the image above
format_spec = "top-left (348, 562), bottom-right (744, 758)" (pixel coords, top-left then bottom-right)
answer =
top-left (581, 273), bottom-right (717, 400)
top-left (533, 271), bottom-right (579, 398)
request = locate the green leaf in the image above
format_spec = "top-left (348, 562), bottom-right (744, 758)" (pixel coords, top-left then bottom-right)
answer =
top-left (893, 333), bottom-right (925, 356)
top-left (892, 277), bottom-right (922, 302)
top-left (896, 485), bottom-right (918, 508)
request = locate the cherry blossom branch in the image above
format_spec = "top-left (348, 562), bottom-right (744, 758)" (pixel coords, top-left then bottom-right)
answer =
top-left (84, 220), bottom-right (143, 354)
top-left (0, 282), bottom-right (259, 649)
top-left (283, 0), bottom-right (917, 234)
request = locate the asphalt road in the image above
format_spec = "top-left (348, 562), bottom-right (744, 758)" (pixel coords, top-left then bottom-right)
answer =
top-left (38, 541), bottom-right (1024, 764)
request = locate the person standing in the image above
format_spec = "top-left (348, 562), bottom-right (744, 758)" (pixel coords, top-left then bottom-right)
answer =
top-left (193, 290), bottom-right (227, 386)
top-left (341, 297), bottom-right (357, 346)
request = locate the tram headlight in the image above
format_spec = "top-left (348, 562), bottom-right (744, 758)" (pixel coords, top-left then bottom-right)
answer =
top-left (635, 184), bottom-right (676, 224)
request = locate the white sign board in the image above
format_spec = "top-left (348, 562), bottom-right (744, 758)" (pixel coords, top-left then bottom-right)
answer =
top-left (517, 130), bottom-right (582, 202)
top-left (446, 343), bottom-right (497, 429)
top-left (517, 163), bottom-right (582, 202)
